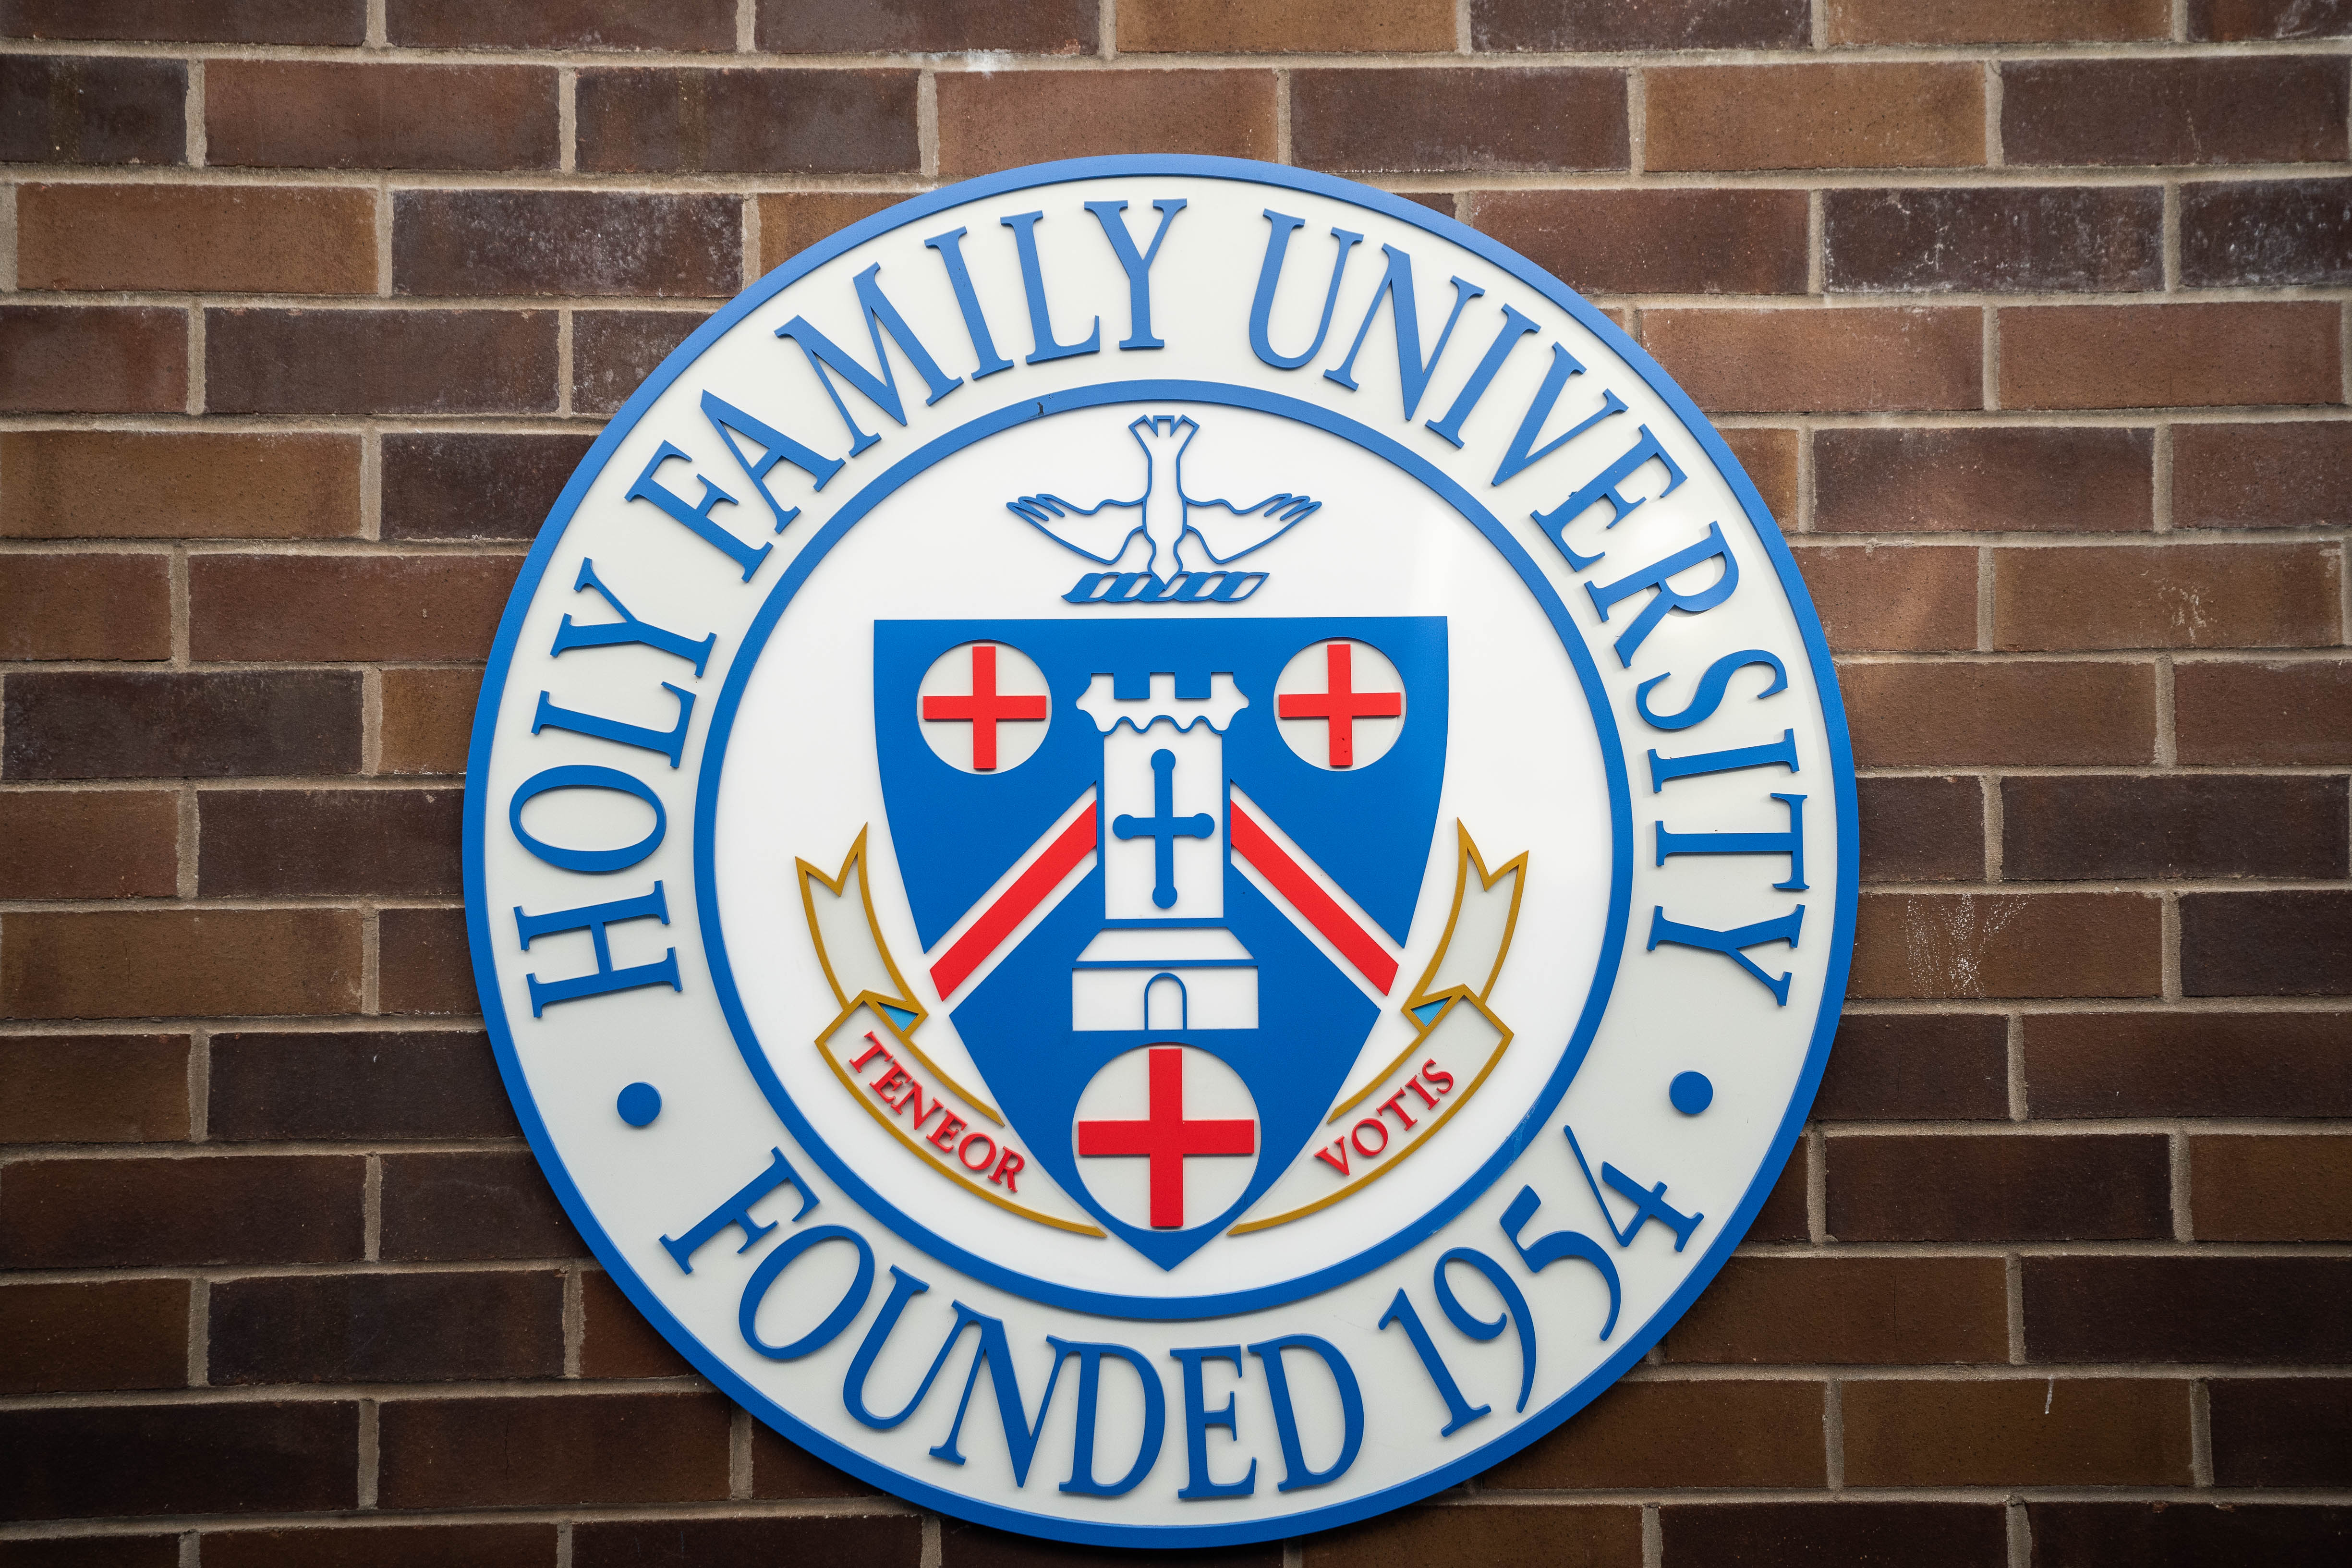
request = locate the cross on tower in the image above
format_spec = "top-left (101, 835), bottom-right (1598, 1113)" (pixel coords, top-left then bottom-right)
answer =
top-left (1278, 642), bottom-right (1403, 768)
top-left (921, 644), bottom-right (1049, 771)
top-left (1111, 748), bottom-right (1214, 910)
top-left (1075, 1047), bottom-right (1256, 1229)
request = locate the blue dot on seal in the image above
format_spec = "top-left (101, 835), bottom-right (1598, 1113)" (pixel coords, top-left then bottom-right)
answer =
top-left (1669, 1071), bottom-right (1713, 1117)
top-left (617, 1082), bottom-right (662, 1128)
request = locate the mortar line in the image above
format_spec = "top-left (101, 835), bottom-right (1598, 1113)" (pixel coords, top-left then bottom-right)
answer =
top-left (2170, 1128), bottom-right (2194, 1241)
top-left (917, 69), bottom-right (940, 181)
top-left (184, 60), bottom-right (206, 168)
top-left (362, 1154), bottom-right (382, 1262)
top-left (0, 182), bottom-right (16, 293)
top-left (1984, 61), bottom-right (2002, 168)
top-left (741, 194), bottom-right (762, 288)
top-left (187, 1275), bottom-right (208, 1388)
top-left (2006, 1500), bottom-right (2031, 1568)
top-left (360, 903), bottom-right (381, 1016)
top-left (729, 1406), bottom-right (753, 1497)
top-left (556, 309), bottom-right (575, 418)
top-left (1983, 769), bottom-right (2004, 883)
top-left (1981, 304), bottom-right (2000, 412)
top-left (2152, 422), bottom-right (2173, 534)
top-left (1626, 68), bottom-right (1646, 176)
top-left (179, 1531), bottom-right (197, 1568)
top-left (175, 785), bottom-right (199, 898)
top-left (1823, 1379), bottom-right (1844, 1490)
top-left (1805, 1126), bottom-right (1827, 1243)
top-left (2006, 1013), bottom-right (2026, 1120)
top-left (736, 0), bottom-right (755, 53)
top-left (1455, 0), bottom-right (1472, 53)
top-left (1102, 0), bottom-right (1119, 59)
top-left (2190, 1379), bottom-right (2214, 1486)
top-left (2161, 889), bottom-right (2183, 1001)
top-left (360, 425), bottom-right (382, 539)
top-left (1792, 419), bottom-right (1814, 532)
top-left (373, 183), bottom-right (393, 296)
top-left (558, 67), bottom-right (578, 173)
top-left (564, 1265), bottom-right (584, 1379)
top-left (2170, 0), bottom-right (2188, 43)
top-left (557, 1522), bottom-right (573, 1568)
top-left (184, 1022), bottom-right (210, 1143)
top-left (356, 1398), bottom-right (379, 1508)
top-left (2005, 1254), bottom-right (2025, 1363)
top-left (921, 1514), bottom-right (943, 1568)
top-left (1976, 545), bottom-right (1995, 651)
top-left (2162, 182), bottom-right (2182, 292)
top-left (1640, 1505), bottom-right (1662, 1568)
top-left (184, 306), bottom-right (204, 418)
top-left (1275, 69), bottom-right (1293, 165)
top-left (1807, 189), bottom-right (1826, 297)
top-left (2155, 654), bottom-right (2177, 766)
top-left (365, 0), bottom-right (388, 48)
top-left (1810, 0), bottom-right (1827, 49)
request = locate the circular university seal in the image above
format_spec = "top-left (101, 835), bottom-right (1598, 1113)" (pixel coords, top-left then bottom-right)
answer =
top-left (467, 157), bottom-right (1856, 1547)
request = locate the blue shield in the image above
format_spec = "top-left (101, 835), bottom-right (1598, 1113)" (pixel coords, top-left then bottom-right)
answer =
top-left (875, 617), bottom-right (1447, 1268)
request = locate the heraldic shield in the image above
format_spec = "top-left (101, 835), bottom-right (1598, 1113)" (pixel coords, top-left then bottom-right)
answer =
top-left (875, 617), bottom-right (1448, 1268)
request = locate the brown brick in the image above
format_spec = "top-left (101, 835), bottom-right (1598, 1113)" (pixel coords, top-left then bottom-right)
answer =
top-left (937, 69), bottom-right (1277, 177)
top-left (1303, 1505), bottom-right (1639, 1568)
top-left (764, 0), bottom-right (1093, 51)
top-left (2026, 1011), bottom-right (2352, 1118)
top-left (584, 1517), bottom-right (924, 1568)
top-left (575, 309), bottom-right (708, 416)
top-left (1749, 1139), bottom-right (1811, 1242)
top-left (1720, 427), bottom-right (1798, 521)
top-left (1827, 0), bottom-right (2168, 40)
top-left (1, 908), bottom-right (363, 1020)
top-left (389, 0), bottom-right (733, 49)
top-left (0, 1535), bottom-right (181, 1568)
top-left (2193, 1134), bottom-right (2352, 1240)
top-left (206, 307), bottom-right (558, 415)
top-left (0, 1280), bottom-right (187, 1394)
top-left (1647, 63), bottom-right (1983, 172)
top-left (1467, 189), bottom-right (1807, 296)
top-left (2003, 774), bottom-right (2348, 881)
top-left (211, 1270), bottom-right (563, 1385)
top-left (1663, 1256), bottom-right (2010, 1364)
top-left (0, 552), bottom-right (170, 660)
top-left (4, 669), bottom-right (362, 780)
top-left (1850, 891), bottom-right (2162, 999)
top-left (0, 305), bottom-right (186, 413)
top-left (206, 61), bottom-right (557, 171)
top-left (1796, 544), bottom-right (1978, 651)
top-left (2210, 1379), bottom-right (2352, 1486)
top-left (750, 1421), bottom-right (878, 1499)
top-left (383, 667), bottom-right (480, 776)
top-left (1487, 1380), bottom-right (1823, 1489)
top-left (2005, 58), bottom-right (2348, 167)
top-left (2183, 178), bottom-right (2352, 289)
top-left (0, 1033), bottom-right (190, 1142)
top-left (2176, 660), bottom-right (2352, 765)
top-left (1843, 1378), bottom-right (2192, 1486)
top-left (1856, 775), bottom-right (1986, 884)
top-left (1292, 68), bottom-right (1627, 173)
top-left (1815, 1011), bottom-right (2008, 1120)
top-left (2182, 890), bottom-right (2352, 997)
top-left (16, 184), bottom-right (376, 295)
top-left (2000, 303), bottom-right (2342, 412)
top-left (1475, 0), bottom-right (1807, 48)
top-left (209, 1029), bottom-right (512, 1143)
top-left (1815, 426), bottom-right (2153, 535)
top-left (202, 1524), bottom-right (561, 1568)
top-left (394, 191), bottom-right (739, 299)
top-left (198, 788), bottom-right (462, 898)
top-left (382, 432), bottom-right (590, 544)
top-left (1826, 186), bottom-right (2163, 293)
top-left (0, 1403), bottom-right (357, 1519)
top-left (0, 54), bottom-right (184, 164)
top-left (2026, 1256), bottom-right (2352, 1362)
top-left (1642, 308), bottom-right (1980, 413)
top-left (579, 1269), bottom-right (693, 1379)
top-left (380, 905), bottom-right (480, 1015)
top-left (756, 192), bottom-right (902, 272)
top-left (1838, 660), bottom-right (2154, 767)
top-left (578, 67), bottom-right (918, 175)
top-left (1126, 0), bottom-right (1450, 51)
top-left (2032, 1503), bottom-right (2352, 1567)
top-left (2175, 421), bottom-right (2352, 530)
top-left (1829, 1131), bottom-right (2170, 1240)
top-left (0, 1154), bottom-right (363, 1266)
top-left (1, 0), bottom-right (365, 43)
top-left (190, 554), bottom-right (518, 663)
top-left (2191, 0), bottom-right (2352, 37)
top-left (1662, 1503), bottom-right (2005, 1568)
top-left (378, 1391), bottom-right (729, 1507)
top-left (0, 431), bottom-right (363, 541)
top-left (380, 1150), bottom-right (583, 1262)
top-left (0, 789), bottom-right (179, 899)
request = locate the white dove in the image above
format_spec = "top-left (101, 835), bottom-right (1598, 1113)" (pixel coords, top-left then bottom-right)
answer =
top-left (1007, 415), bottom-right (1320, 579)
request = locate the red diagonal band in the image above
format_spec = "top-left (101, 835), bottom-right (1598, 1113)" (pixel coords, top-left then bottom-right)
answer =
top-left (1228, 803), bottom-right (1398, 994)
top-left (929, 803), bottom-right (1098, 999)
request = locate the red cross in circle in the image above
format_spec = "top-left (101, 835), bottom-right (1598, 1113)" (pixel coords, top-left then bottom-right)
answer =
top-left (1277, 641), bottom-right (1403, 768)
top-left (1075, 1047), bottom-right (1255, 1229)
top-left (921, 644), bottom-right (1048, 771)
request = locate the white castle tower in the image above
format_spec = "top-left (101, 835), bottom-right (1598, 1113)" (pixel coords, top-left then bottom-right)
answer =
top-left (1070, 673), bottom-right (1257, 1033)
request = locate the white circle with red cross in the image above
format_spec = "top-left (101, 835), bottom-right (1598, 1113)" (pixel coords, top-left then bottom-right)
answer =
top-left (1274, 637), bottom-right (1406, 771)
top-left (1071, 1044), bottom-right (1259, 1233)
top-left (916, 640), bottom-right (1052, 773)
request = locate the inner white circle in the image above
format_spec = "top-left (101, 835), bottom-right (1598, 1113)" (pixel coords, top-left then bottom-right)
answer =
top-left (917, 639), bottom-right (1052, 773)
top-left (710, 400), bottom-right (1616, 1306)
top-left (1072, 1044), bottom-right (1259, 1232)
top-left (1274, 637), bottom-right (1406, 771)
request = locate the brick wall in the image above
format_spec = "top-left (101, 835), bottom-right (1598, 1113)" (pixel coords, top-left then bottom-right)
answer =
top-left (1, 0), bottom-right (2348, 1563)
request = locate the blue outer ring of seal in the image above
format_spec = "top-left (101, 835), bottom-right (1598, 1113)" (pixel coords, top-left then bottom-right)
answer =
top-left (462, 155), bottom-right (1860, 1550)
top-left (691, 378), bottom-right (1633, 1318)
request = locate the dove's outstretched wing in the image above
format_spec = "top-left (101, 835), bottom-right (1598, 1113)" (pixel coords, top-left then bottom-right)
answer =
top-left (1177, 489), bottom-right (1322, 565)
top-left (1004, 492), bottom-right (1147, 564)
